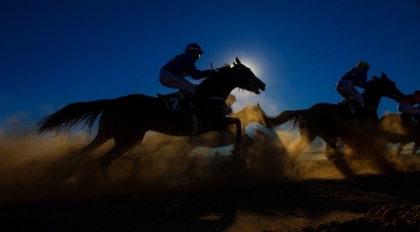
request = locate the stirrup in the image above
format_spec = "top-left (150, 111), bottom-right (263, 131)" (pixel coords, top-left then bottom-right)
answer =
top-left (410, 116), bottom-right (418, 125)
top-left (189, 105), bottom-right (198, 112)
top-left (180, 105), bottom-right (198, 114)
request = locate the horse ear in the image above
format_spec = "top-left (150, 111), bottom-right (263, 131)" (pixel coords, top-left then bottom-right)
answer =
top-left (257, 102), bottom-right (260, 108)
top-left (236, 57), bottom-right (242, 65)
top-left (233, 61), bottom-right (237, 66)
top-left (381, 72), bottom-right (388, 79)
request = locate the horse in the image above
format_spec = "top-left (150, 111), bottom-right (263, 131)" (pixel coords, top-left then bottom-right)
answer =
top-left (188, 103), bottom-right (268, 148)
top-left (378, 113), bottom-right (420, 155)
top-left (262, 72), bottom-right (405, 177)
top-left (37, 57), bottom-right (266, 184)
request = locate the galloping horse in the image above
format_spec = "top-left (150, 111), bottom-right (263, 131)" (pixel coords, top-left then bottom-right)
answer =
top-left (378, 113), bottom-right (420, 155)
top-left (189, 103), bottom-right (268, 148)
top-left (37, 57), bottom-right (266, 183)
top-left (229, 103), bottom-right (267, 136)
top-left (263, 73), bottom-right (404, 176)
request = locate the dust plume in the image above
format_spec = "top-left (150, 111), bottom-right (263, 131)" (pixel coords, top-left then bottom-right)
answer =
top-left (333, 120), bottom-right (419, 175)
top-left (268, 117), bottom-right (420, 179)
top-left (0, 124), bottom-right (294, 205)
top-left (267, 125), bottom-right (347, 179)
top-left (2, 115), bottom-right (418, 205)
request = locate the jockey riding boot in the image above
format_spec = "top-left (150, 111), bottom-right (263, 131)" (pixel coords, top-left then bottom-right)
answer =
top-left (410, 115), bottom-right (418, 125)
top-left (357, 102), bottom-right (367, 120)
top-left (180, 91), bottom-right (198, 113)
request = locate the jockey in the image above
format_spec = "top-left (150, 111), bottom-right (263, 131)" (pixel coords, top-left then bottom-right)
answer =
top-left (398, 90), bottom-right (420, 116)
top-left (336, 61), bottom-right (370, 108)
top-left (160, 43), bottom-right (215, 112)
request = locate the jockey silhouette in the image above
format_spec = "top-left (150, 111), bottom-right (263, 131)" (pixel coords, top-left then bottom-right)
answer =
top-left (160, 43), bottom-right (215, 112)
top-left (336, 61), bottom-right (370, 119)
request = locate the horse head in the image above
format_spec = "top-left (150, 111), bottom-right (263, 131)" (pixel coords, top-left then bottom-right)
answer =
top-left (367, 72), bottom-right (405, 103)
top-left (194, 57), bottom-right (266, 121)
top-left (231, 103), bottom-right (268, 127)
top-left (231, 57), bottom-right (266, 94)
top-left (199, 57), bottom-right (266, 98)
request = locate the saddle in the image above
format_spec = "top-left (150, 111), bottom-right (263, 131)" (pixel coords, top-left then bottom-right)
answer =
top-left (156, 90), bottom-right (199, 138)
top-left (156, 90), bottom-right (186, 111)
top-left (336, 100), bottom-right (367, 121)
top-left (156, 90), bottom-right (198, 113)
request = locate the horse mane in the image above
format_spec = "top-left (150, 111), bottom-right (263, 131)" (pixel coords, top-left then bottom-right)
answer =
top-left (369, 73), bottom-right (390, 83)
top-left (237, 104), bottom-right (267, 116)
top-left (199, 64), bottom-right (232, 86)
top-left (240, 104), bottom-right (259, 111)
top-left (369, 75), bottom-right (380, 83)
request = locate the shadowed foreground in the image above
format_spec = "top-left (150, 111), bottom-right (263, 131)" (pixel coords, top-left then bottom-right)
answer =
top-left (1, 129), bottom-right (420, 231)
top-left (1, 171), bottom-right (420, 231)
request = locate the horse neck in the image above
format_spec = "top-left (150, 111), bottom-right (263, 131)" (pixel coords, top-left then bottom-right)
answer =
top-left (230, 109), bottom-right (248, 122)
top-left (231, 107), bottom-right (263, 125)
top-left (362, 89), bottom-right (382, 109)
top-left (195, 78), bottom-right (235, 102)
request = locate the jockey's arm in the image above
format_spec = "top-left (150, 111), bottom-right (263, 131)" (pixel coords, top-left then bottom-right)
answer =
top-left (186, 61), bottom-right (206, 80)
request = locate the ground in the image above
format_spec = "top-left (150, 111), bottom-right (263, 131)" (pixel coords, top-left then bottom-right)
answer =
top-left (1, 132), bottom-right (420, 231)
top-left (1, 171), bottom-right (420, 232)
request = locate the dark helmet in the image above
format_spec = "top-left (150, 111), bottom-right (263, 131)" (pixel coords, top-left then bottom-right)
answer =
top-left (185, 43), bottom-right (204, 54)
top-left (414, 90), bottom-right (420, 96)
top-left (356, 61), bottom-right (370, 70)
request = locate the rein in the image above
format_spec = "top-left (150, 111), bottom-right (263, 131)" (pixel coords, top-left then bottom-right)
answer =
top-left (208, 96), bottom-right (226, 102)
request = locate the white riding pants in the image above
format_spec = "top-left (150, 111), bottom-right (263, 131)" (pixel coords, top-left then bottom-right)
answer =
top-left (398, 103), bottom-right (420, 115)
top-left (335, 79), bottom-right (364, 104)
top-left (159, 70), bottom-right (196, 94)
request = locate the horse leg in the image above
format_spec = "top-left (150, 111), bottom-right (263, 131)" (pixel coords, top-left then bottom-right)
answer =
top-left (290, 129), bottom-right (316, 171)
top-left (324, 140), bottom-right (337, 160)
top-left (223, 117), bottom-right (242, 143)
top-left (412, 142), bottom-right (420, 155)
top-left (79, 131), bottom-right (112, 156)
top-left (397, 142), bottom-right (408, 155)
top-left (59, 127), bottom-right (112, 187)
top-left (324, 138), bottom-right (355, 178)
top-left (99, 132), bottom-right (145, 184)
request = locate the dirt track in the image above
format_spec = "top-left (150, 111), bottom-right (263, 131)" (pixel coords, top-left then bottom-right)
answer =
top-left (1, 132), bottom-right (420, 231)
top-left (1, 171), bottom-right (420, 232)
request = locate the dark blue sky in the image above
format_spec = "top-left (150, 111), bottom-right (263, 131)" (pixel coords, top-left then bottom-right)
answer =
top-left (1, 0), bottom-right (420, 129)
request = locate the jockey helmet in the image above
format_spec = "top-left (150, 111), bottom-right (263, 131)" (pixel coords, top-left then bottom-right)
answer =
top-left (414, 90), bottom-right (420, 96)
top-left (356, 61), bottom-right (370, 70)
top-left (185, 43), bottom-right (204, 54)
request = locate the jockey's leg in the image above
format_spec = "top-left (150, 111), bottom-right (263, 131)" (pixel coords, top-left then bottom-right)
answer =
top-left (336, 79), bottom-right (354, 102)
top-left (160, 70), bottom-right (197, 112)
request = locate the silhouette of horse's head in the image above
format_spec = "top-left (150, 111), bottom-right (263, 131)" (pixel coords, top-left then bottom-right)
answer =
top-left (367, 72), bottom-right (405, 103)
top-left (230, 57), bottom-right (266, 94)
top-left (199, 57), bottom-right (266, 96)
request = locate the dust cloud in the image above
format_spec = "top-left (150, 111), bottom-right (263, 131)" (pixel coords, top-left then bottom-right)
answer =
top-left (1, 117), bottom-right (419, 205)
top-left (334, 119), bottom-right (420, 175)
top-left (0, 125), bottom-right (292, 205)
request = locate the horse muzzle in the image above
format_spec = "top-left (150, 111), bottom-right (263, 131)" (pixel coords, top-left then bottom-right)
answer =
top-left (255, 82), bottom-right (266, 94)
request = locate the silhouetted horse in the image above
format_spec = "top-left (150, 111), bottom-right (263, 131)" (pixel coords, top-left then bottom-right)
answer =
top-left (378, 113), bottom-right (420, 155)
top-left (263, 73), bottom-right (404, 177)
top-left (189, 103), bottom-right (268, 148)
top-left (37, 57), bottom-right (266, 184)
top-left (229, 103), bottom-right (267, 135)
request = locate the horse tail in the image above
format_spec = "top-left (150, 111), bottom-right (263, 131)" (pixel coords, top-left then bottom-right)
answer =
top-left (37, 99), bottom-right (114, 136)
top-left (264, 110), bottom-right (307, 130)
